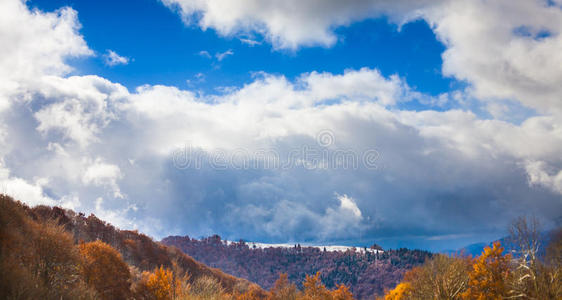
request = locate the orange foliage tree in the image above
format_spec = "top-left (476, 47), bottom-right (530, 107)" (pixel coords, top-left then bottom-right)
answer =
top-left (301, 272), bottom-right (332, 299)
top-left (299, 272), bottom-right (354, 300)
top-left (133, 264), bottom-right (193, 300)
top-left (331, 284), bottom-right (354, 300)
top-left (0, 195), bottom-right (96, 299)
top-left (269, 273), bottom-right (298, 300)
top-left (462, 241), bottom-right (512, 299)
top-left (236, 284), bottom-right (266, 300)
top-left (79, 240), bottom-right (132, 299)
top-left (145, 266), bottom-right (175, 300)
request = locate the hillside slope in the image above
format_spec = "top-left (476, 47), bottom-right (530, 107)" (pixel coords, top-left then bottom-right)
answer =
top-left (0, 195), bottom-right (264, 299)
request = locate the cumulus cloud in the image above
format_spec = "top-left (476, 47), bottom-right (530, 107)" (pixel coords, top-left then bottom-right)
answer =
top-left (161, 0), bottom-right (436, 49)
top-left (525, 161), bottom-right (562, 195)
top-left (0, 0), bottom-right (92, 82)
top-left (32, 75), bottom-right (127, 147)
top-left (335, 193), bottom-right (362, 219)
top-left (0, 0), bottom-right (92, 209)
top-left (103, 50), bottom-right (129, 66)
top-left (424, 0), bottom-right (562, 115)
top-left (111, 72), bottom-right (561, 244)
top-left (0, 0), bottom-right (561, 250)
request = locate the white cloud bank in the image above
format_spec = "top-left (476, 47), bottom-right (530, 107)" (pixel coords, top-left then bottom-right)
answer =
top-left (0, 0), bottom-right (560, 248)
top-left (161, 0), bottom-right (437, 49)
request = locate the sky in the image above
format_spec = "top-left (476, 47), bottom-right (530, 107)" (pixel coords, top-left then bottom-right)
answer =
top-left (0, 0), bottom-right (561, 251)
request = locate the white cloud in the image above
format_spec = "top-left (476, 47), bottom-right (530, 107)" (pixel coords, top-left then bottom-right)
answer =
top-left (198, 49), bottom-right (234, 62)
top-left (33, 75), bottom-right (126, 147)
top-left (0, 0), bottom-right (92, 82)
top-left (82, 158), bottom-right (123, 198)
top-left (228, 196), bottom-right (366, 241)
top-left (335, 193), bottom-right (362, 219)
top-left (59, 194), bottom-right (81, 210)
top-left (423, 0), bottom-right (562, 115)
top-left (103, 50), bottom-right (129, 66)
top-left (161, 0), bottom-right (435, 49)
top-left (0, 166), bottom-right (56, 207)
top-left (215, 49), bottom-right (234, 61)
top-left (239, 38), bottom-right (261, 46)
top-left (94, 197), bottom-right (139, 230)
top-left (302, 68), bottom-right (419, 106)
top-left (525, 160), bottom-right (562, 195)
top-left (198, 50), bottom-right (211, 58)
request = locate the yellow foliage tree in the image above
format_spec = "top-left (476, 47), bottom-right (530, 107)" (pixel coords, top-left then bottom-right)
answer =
top-left (462, 241), bottom-right (511, 300)
top-left (383, 282), bottom-right (412, 300)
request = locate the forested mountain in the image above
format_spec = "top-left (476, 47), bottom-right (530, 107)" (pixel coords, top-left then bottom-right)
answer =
top-left (162, 235), bottom-right (432, 299)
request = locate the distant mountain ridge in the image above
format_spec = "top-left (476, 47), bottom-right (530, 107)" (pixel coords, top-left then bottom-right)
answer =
top-left (443, 232), bottom-right (552, 257)
top-left (162, 235), bottom-right (431, 299)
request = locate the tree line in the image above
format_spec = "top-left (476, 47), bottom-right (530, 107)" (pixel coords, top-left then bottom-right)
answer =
top-left (380, 216), bottom-right (561, 299)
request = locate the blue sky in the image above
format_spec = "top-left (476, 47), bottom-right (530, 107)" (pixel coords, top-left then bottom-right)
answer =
top-left (31, 0), bottom-right (457, 99)
top-left (1, 0), bottom-right (561, 252)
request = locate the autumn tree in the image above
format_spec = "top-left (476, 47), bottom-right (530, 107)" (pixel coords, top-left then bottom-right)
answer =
top-left (79, 240), bottom-right (132, 299)
top-left (0, 194), bottom-right (96, 299)
top-left (408, 254), bottom-right (470, 299)
top-left (139, 266), bottom-right (175, 300)
top-left (505, 216), bottom-right (562, 299)
top-left (462, 241), bottom-right (511, 299)
top-left (301, 272), bottom-right (332, 299)
top-left (269, 273), bottom-right (298, 300)
top-left (237, 284), bottom-right (267, 300)
top-left (382, 282), bottom-right (412, 300)
top-left (541, 228), bottom-right (562, 298)
top-left (379, 253), bottom-right (470, 300)
top-left (188, 275), bottom-right (230, 299)
top-left (299, 272), bottom-right (354, 300)
top-left (331, 284), bottom-right (353, 300)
